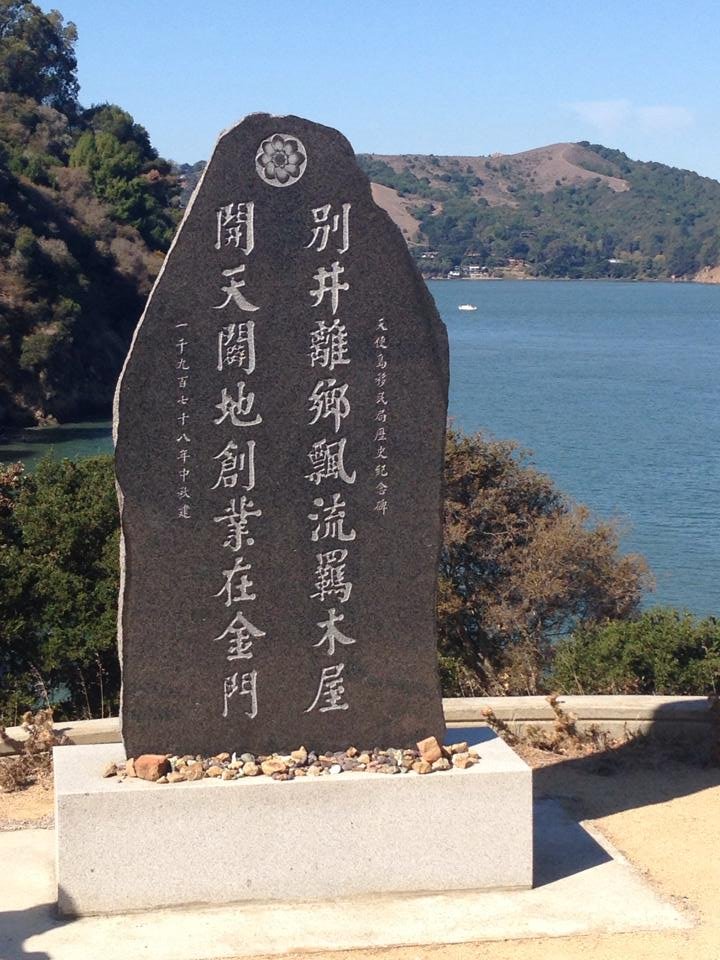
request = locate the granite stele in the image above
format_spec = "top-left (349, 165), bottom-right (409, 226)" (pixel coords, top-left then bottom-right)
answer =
top-left (114, 113), bottom-right (450, 756)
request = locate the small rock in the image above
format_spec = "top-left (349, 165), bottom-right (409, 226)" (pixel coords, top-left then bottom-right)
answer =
top-left (271, 772), bottom-right (293, 781)
top-left (206, 765), bottom-right (224, 778)
top-left (290, 746), bottom-right (308, 764)
top-left (412, 760), bottom-right (433, 775)
top-left (102, 762), bottom-right (117, 778)
top-left (135, 754), bottom-right (171, 782)
top-left (416, 735), bottom-right (443, 764)
top-left (213, 752), bottom-right (231, 763)
top-left (468, 748), bottom-right (480, 759)
top-left (431, 757), bottom-right (451, 772)
top-left (449, 741), bottom-right (469, 755)
top-left (261, 758), bottom-right (288, 776)
top-left (306, 764), bottom-right (322, 776)
top-left (240, 752), bottom-right (255, 763)
top-left (346, 746), bottom-right (358, 757)
top-left (221, 769), bottom-right (236, 780)
top-left (156, 775), bottom-right (169, 784)
top-left (453, 754), bottom-right (475, 770)
top-left (167, 771), bottom-right (186, 783)
top-left (125, 757), bottom-right (137, 778)
top-left (184, 763), bottom-right (206, 782)
top-left (329, 763), bottom-right (343, 775)
top-left (294, 768), bottom-right (307, 777)
top-left (358, 753), bottom-right (371, 765)
top-left (243, 761), bottom-right (260, 777)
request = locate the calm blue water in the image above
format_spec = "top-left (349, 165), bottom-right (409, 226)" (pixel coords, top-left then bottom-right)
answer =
top-left (432, 280), bottom-right (720, 617)
top-left (1, 280), bottom-right (718, 616)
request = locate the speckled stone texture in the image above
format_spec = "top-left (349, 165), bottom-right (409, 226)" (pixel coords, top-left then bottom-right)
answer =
top-left (114, 114), bottom-right (448, 757)
top-left (54, 738), bottom-right (532, 916)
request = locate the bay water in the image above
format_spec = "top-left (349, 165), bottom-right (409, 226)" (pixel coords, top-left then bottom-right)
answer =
top-left (1, 280), bottom-right (718, 616)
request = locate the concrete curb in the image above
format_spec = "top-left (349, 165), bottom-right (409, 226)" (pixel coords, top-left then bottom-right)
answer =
top-left (2, 695), bottom-right (715, 755)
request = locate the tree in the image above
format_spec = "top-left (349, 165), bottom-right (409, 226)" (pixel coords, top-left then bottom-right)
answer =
top-left (438, 429), bottom-right (652, 695)
top-left (0, 1), bottom-right (78, 111)
top-left (0, 456), bottom-right (120, 724)
top-left (69, 104), bottom-right (179, 250)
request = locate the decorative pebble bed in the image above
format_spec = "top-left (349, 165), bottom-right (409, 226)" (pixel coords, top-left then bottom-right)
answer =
top-left (102, 736), bottom-right (480, 784)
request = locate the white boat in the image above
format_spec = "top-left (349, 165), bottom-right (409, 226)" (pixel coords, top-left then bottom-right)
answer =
top-left (458, 304), bottom-right (478, 312)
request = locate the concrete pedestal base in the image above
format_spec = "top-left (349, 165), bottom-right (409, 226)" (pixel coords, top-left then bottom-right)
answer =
top-left (54, 733), bottom-right (532, 916)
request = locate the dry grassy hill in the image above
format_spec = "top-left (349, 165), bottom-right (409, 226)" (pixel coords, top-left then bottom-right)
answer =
top-left (358, 142), bottom-right (720, 280)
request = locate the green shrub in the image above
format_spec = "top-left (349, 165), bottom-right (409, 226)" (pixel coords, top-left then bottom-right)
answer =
top-left (0, 456), bottom-right (120, 725)
top-left (551, 608), bottom-right (720, 695)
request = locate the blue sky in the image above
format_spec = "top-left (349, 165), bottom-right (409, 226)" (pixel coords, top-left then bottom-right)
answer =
top-left (56, 0), bottom-right (720, 179)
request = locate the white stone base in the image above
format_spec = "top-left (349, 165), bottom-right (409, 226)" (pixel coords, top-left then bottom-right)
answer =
top-left (54, 733), bottom-right (532, 916)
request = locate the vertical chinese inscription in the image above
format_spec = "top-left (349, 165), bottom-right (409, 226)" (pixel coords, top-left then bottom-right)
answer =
top-left (373, 317), bottom-right (390, 516)
top-left (305, 202), bottom-right (356, 714)
top-left (210, 201), bottom-right (265, 721)
top-left (176, 325), bottom-right (192, 519)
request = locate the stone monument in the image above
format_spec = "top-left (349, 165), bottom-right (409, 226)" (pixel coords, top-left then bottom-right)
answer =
top-left (114, 113), bottom-right (449, 756)
top-left (54, 115), bottom-right (533, 917)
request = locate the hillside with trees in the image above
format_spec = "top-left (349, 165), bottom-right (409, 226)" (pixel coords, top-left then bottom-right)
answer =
top-left (358, 144), bottom-right (720, 280)
top-left (0, 0), bottom-right (179, 427)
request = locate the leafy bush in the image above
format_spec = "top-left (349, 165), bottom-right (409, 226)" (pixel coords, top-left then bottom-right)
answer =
top-left (0, 457), bottom-right (120, 725)
top-left (438, 429), bottom-right (651, 695)
top-left (552, 608), bottom-right (720, 695)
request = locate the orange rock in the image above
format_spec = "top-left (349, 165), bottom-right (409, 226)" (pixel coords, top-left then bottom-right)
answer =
top-left (134, 754), bottom-right (171, 781)
top-left (261, 758), bottom-right (288, 776)
top-left (416, 735), bottom-right (442, 764)
top-left (412, 760), bottom-right (433, 775)
top-left (184, 763), bottom-right (206, 781)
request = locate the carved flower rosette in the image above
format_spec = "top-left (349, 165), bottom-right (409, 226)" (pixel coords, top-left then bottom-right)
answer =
top-left (255, 134), bottom-right (307, 187)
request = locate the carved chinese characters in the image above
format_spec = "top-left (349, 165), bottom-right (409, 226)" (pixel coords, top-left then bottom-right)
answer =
top-left (114, 114), bottom-right (448, 756)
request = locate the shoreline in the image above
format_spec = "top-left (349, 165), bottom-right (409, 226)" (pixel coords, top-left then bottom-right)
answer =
top-left (425, 276), bottom-right (720, 284)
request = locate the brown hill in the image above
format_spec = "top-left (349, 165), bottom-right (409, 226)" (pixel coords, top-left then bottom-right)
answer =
top-left (369, 141), bottom-right (629, 217)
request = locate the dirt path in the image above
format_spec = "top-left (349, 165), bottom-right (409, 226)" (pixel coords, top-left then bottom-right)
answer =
top-left (0, 781), bottom-right (53, 830)
top-left (255, 749), bottom-right (720, 960)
